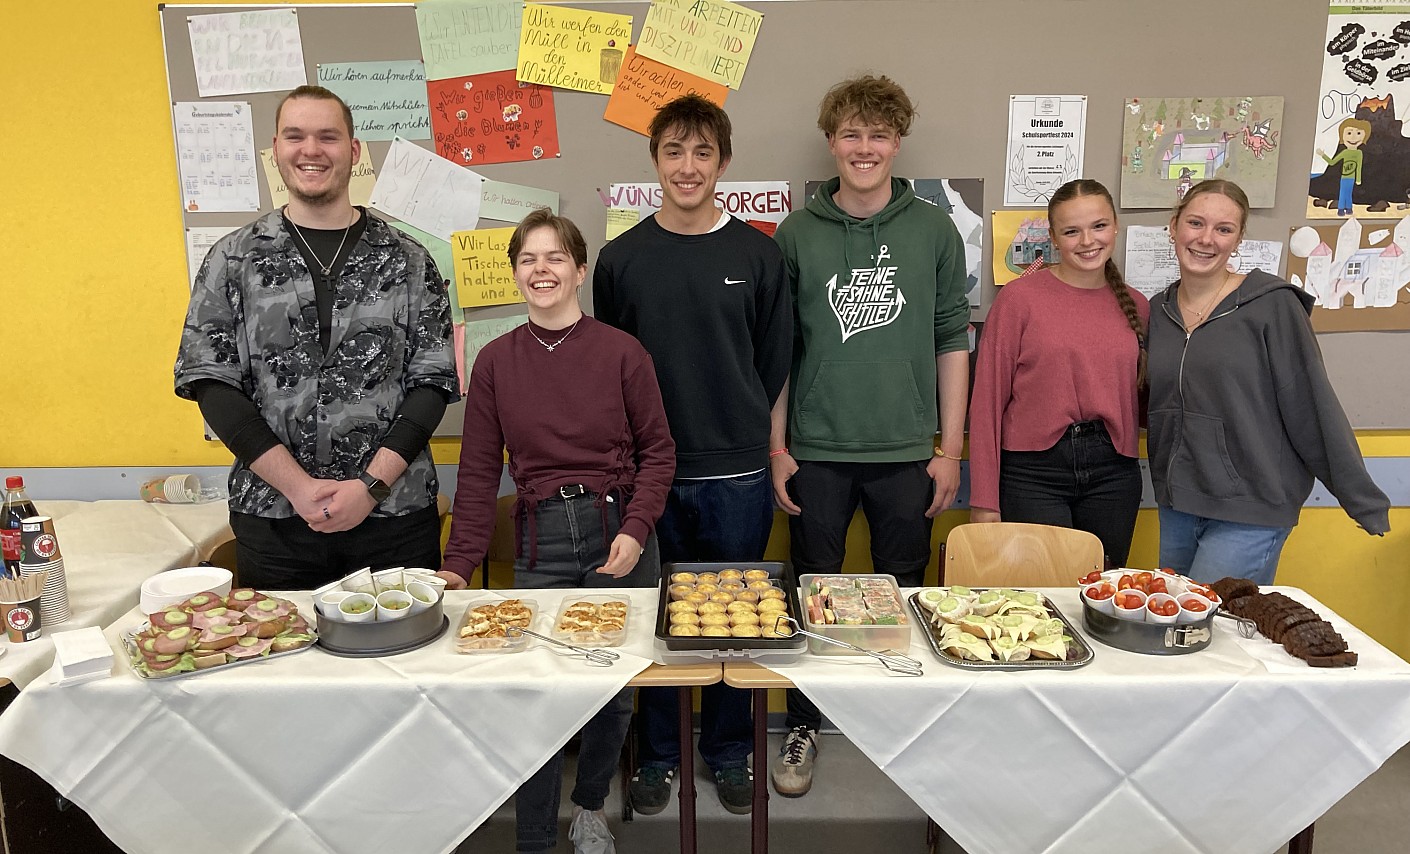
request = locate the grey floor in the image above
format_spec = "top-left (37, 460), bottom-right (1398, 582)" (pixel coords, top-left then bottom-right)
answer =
top-left (456, 730), bottom-right (1410, 853)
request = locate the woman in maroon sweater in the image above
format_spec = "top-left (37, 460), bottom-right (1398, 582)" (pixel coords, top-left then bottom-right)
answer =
top-left (968, 180), bottom-right (1149, 566)
top-left (441, 209), bottom-right (675, 853)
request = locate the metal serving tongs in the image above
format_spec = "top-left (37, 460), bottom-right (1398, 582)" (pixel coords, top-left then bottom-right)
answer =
top-left (770, 615), bottom-right (924, 676)
top-left (1214, 610), bottom-right (1258, 639)
top-left (505, 626), bottom-right (621, 666)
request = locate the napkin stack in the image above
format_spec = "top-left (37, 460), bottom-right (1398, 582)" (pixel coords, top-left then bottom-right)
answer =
top-left (47, 627), bottom-right (114, 686)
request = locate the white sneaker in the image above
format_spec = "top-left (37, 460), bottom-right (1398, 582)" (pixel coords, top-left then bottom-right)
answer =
top-left (569, 805), bottom-right (615, 854)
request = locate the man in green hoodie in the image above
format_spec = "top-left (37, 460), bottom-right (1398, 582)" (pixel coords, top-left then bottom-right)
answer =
top-left (768, 74), bottom-right (971, 796)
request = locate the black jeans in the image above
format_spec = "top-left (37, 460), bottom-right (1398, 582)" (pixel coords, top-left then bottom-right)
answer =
top-left (998, 420), bottom-right (1143, 567)
top-left (230, 504), bottom-right (441, 590)
top-left (513, 490), bottom-right (659, 852)
top-left (784, 459), bottom-right (936, 732)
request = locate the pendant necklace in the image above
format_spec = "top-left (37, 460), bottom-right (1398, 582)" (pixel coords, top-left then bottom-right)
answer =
top-left (288, 208), bottom-right (354, 277)
top-left (1181, 271), bottom-right (1233, 331)
top-left (529, 317), bottom-right (580, 352)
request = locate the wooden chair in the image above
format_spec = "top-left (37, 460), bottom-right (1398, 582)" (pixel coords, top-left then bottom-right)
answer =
top-left (943, 522), bottom-right (1104, 588)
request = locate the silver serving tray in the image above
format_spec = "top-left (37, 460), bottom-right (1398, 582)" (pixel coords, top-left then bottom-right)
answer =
top-left (121, 622), bottom-right (318, 680)
top-left (907, 592), bottom-right (1094, 671)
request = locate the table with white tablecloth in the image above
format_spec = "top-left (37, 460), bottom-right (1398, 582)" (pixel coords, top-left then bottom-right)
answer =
top-left (0, 587), bottom-right (719, 854)
top-left (0, 500), bottom-right (233, 689)
top-left (726, 587), bottom-right (1410, 854)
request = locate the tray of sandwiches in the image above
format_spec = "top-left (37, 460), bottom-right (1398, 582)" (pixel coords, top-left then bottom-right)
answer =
top-left (910, 586), bottom-right (1093, 670)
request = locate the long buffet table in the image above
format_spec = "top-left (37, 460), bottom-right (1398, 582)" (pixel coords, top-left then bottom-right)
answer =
top-left (726, 586), bottom-right (1410, 854)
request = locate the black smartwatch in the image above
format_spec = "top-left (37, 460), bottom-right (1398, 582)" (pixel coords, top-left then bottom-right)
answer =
top-left (358, 472), bottom-right (392, 505)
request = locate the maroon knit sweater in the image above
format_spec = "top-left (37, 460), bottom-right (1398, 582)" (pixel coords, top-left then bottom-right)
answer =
top-left (441, 317), bottom-right (676, 579)
top-left (969, 268), bottom-right (1148, 513)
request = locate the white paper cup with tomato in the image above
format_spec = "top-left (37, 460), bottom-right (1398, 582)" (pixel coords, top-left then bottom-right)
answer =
top-left (1145, 593), bottom-right (1180, 625)
top-left (1176, 593), bottom-right (1213, 623)
top-left (1113, 588), bottom-right (1148, 622)
top-left (376, 590), bottom-right (414, 622)
top-left (338, 592), bottom-right (377, 623)
top-left (1082, 581), bottom-right (1117, 615)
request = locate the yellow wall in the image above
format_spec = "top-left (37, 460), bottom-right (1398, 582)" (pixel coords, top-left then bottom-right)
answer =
top-left (4, 2), bottom-right (1408, 661)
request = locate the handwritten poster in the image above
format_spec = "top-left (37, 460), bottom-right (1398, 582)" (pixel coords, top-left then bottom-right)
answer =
top-left (427, 70), bottom-right (560, 166)
top-left (605, 208), bottom-right (640, 240)
top-left (185, 226), bottom-right (241, 290)
top-left (370, 137), bottom-right (484, 241)
top-left (517, 4), bottom-right (633, 95)
top-left (481, 179), bottom-right (560, 223)
top-left (1124, 225), bottom-right (1285, 300)
top-left (603, 45), bottom-right (729, 136)
top-left (464, 314), bottom-right (530, 372)
top-left (637, 0), bottom-right (762, 90)
top-left (317, 61), bottom-right (431, 141)
top-left (187, 10), bottom-right (307, 98)
top-left (605, 181), bottom-right (791, 232)
top-left (173, 101), bottom-right (260, 212)
top-left (416, 0), bottom-right (522, 80)
top-left (1004, 95), bottom-right (1086, 206)
top-left (452, 227), bottom-right (523, 308)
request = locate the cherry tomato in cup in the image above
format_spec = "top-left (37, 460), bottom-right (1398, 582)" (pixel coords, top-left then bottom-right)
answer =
top-left (1136, 571), bottom-right (1153, 587)
top-left (1182, 598), bottom-right (1208, 612)
top-left (1080, 570), bottom-right (1103, 585)
top-left (1118, 574), bottom-right (1134, 591)
top-left (1118, 592), bottom-right (1144, 609)
top-left (1085, 582), bottom-right (1115, 601)
top-left (1147, 599), bottom-right (1178, 617)
top-left (1148, 577), bottom-right (1168, 595)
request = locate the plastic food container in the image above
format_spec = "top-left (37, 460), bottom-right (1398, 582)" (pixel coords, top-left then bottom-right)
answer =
top-left (655, 562), bottom-right (805, 661)
top-left (551, 595), bottom-right (629, 648)
top-left (798, 573), bottom-right (910, 656)
top-left (455, 598), bottom-right (537, 654)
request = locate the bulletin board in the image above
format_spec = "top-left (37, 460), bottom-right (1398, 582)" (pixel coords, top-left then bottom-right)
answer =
top-left (160, 0), bottom-right (1408, 429)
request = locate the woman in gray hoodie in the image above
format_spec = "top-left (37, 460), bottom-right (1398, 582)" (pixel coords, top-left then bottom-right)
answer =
top-left (1147, 179), bottom-right (1389, 584)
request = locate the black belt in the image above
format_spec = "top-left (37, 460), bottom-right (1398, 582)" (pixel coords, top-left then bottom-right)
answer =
top-left (1066, 420), bottom-right (1105, 437)
top-left (556, 484), bottom-right (590, 499)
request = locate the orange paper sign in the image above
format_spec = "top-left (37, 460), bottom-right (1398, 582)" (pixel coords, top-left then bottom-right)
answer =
top-left (427, 70), bottom-right (560, 167)
top-left (603, 45), bottom-right (728, 136)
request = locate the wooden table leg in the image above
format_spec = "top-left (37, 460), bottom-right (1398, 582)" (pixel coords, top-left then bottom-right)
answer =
top-left (1288, 822), bottom-right (1315, 854)
top-left (751, 687), bottom-right (769, 854)
top-left (677, 685), bottom-right (697, 854)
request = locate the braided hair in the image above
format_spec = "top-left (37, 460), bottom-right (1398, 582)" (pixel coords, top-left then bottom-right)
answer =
top-left (1048, 179), bottom-right (1147, 387)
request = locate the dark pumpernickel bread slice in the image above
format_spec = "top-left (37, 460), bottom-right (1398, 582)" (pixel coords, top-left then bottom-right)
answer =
top-left (1306, 651), bottom-right (1359, 668)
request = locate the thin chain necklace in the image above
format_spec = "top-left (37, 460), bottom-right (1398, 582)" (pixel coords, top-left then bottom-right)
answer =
top-left (528, 316), bottom-right (580, 352)
top-left (1180, 271), bottom-right (1233, 331)
top-left (287, 208), bottom-right (354, 276)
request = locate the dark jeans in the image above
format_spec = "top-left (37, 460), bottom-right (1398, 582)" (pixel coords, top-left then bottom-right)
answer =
top-left (514, 490), bottom-right (659, 852)
top-left (998, 421), bottom-right (1143, 567)
top-left (784, 459), bottom-right (936, 732)
top-left (637, 472), bottom-right (773, 772)
top-left (230, 504), bottom-right (441, 590)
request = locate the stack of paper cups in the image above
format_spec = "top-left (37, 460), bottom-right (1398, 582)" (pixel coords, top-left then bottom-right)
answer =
top-left (18, 517), bottom-right (71, 625)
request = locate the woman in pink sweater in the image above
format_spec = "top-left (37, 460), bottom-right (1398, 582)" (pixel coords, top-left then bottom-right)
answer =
top-left (968, 180), bottom-right (1148, 565)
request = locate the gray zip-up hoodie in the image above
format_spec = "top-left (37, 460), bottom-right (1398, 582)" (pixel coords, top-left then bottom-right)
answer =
top-left (1147, 269), bottom-right (1389, 533)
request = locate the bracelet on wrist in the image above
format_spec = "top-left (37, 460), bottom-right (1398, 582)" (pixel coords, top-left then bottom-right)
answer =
top-left (769, 448), bottom-right (789, 458)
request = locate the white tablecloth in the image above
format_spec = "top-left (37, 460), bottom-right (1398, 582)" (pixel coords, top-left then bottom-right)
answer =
top-left (770, 586), bottom-right (1410, 854)
top-left (0, 587), bottom-right (656, 854)
top-left (0, 500), bottom-right (233, 688)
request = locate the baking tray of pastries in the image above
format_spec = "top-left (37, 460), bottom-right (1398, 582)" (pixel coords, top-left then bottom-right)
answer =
top-left (909, 587), bottom-right (1093, 671)
top-left (655, 562), bottom-right (805, 654)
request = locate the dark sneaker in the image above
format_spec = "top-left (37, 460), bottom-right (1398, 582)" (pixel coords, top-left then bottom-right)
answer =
top-left (628, 765), bottom-right (675, 816)
top-left (771, 726), bottom-right (818, 797)
top-left (713, 765), bottom-right (753, 815)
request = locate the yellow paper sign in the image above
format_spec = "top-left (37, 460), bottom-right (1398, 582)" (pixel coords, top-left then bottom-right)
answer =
top-left (260, 146), bottom-right (377, 208)
top-left (517, 3), bottom-right (633, 95)
top-left (990, 209), bottom-right (1051, 286)
top-left (603, 45), bottom-right (728, 136)
top-left (637, 0), bottom-right (762, 90)
top-left (453, 227), bottom-right (524, 308)
top-left (605, 207), bottom-right (641, 240)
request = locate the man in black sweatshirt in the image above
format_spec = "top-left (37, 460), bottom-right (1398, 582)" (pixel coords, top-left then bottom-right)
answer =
top-left (594, 95), bottom-right (792, 816)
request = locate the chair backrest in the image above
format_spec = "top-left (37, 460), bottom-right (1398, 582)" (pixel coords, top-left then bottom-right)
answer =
top-left (944, 523), bottom-right (1103, 588)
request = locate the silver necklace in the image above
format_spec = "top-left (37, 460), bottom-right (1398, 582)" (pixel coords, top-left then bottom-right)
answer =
top-left (287, 209), bottom-right (354, 276)
top-left (529, 317), bottom-right (580, 352)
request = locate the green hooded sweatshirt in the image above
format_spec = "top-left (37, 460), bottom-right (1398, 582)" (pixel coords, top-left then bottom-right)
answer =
top-left (775, 177), bottom-right (970, 462)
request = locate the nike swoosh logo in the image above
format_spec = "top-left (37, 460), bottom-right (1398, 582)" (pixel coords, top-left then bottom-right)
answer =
top-left (724, 278), bottom-right (747, 285)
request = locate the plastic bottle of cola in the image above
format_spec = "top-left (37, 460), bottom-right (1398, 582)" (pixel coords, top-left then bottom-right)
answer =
top-left (2, 477), bottom-right (39, 577)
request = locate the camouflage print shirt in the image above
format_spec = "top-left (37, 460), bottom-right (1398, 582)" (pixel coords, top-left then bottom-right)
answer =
top-left (174, 210), bottom-right (460, 519)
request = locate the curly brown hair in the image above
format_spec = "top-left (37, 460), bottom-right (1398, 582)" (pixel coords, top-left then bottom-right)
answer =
top-left (817, 75), bottom-right (915, 137)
